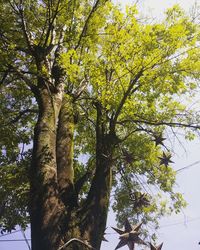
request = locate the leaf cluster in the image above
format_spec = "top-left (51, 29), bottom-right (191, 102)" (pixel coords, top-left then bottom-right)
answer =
top-left (0, 0), bottom-right (200, 237)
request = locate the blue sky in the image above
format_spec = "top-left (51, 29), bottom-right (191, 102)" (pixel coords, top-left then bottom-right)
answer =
top-left (1, 0), bottom-right (200, 249)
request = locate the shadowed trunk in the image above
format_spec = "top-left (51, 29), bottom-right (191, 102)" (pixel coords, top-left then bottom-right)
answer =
top-left (56, 102), bottom-right (116, 250)
top-left (81, 143), bottom-right (113, 249)
top-left (55, 95), bottom-right (83, 249)
top-left (2, 0), bottom-right (117, 249)
top-left (56, 94), bottom-right (76, 207)
top-left (30, 87), bottom-right (115, 250)
top-left (78, 102), bottom-right (115, 249)
top-left (30, 85), bottom-right (65, 250)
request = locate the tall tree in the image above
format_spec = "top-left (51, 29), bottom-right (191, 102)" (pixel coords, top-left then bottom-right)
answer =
top-left (0, 1), bottom-right (200, 250)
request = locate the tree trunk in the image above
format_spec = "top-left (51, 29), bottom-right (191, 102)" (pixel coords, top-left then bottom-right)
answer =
top-left (30, 85), bottom-right (64, 250)
top-left (78, 103), bottom-right (114, 249)
top-left (56, 94), bottom-right (76, 207)
top-left (30, 88), bottom-right (115, 250)
top-left (80, 143), bottom-right (113, 249)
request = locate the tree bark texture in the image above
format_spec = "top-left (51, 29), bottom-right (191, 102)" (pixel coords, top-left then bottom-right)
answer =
top-left (79, 103), bottom-right (114, 249)
top-left (30, 85), bottom-right (65, 250)
top-left (30, 73), bottom-right (114, 250)
top-left (56, 94), bottom-right (75, 206)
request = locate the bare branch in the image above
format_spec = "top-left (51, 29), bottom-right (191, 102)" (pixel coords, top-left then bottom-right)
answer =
top-left (58, 238), bottom-right (96, 250)
top-left (111, 69), bottom-right (143, 131)
top-left (119, 128), bottom-right (145, 142)
top-left (20, 228), bottom-right (31, 250)
top-left (8, 108), bottom-right (38, 124)
top-left (75, 170), bottom-right (93, 195)
top-left (14, 1), bottom-right (33, 53)
top-left (75, 0), bottom-right (107, 49)
top-left (0, 67), bottom-right (12, 86)
top-left (118, 117), bottom-right (200, 130)
top-left (9, 66), bottom-right (37, 92)
top-left (73, 77), bottom-right (89, 100)
top-left (43, 0), bottom-right (62, 47)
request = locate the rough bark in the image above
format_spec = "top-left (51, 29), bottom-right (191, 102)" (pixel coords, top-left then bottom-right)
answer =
top-left (30, 84), bottom-right (115, 250)
top-left (29, 50), bottom-right (116, 250)
top-left (55, 102), bottom-right (116, 250)
top-left (30, 82), bottom-right (64, 250)
top-left (79, 102), bottom-right (115, 249)
top-left (80, 146), bottom-right (113, 249)
top-left (56, 94), bottom-right (76, 207)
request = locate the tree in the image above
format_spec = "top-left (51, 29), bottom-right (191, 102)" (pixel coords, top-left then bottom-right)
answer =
top-left (0, 1), bottom-right (200, 250)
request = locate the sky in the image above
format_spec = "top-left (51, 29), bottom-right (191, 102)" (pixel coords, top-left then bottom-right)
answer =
top-left (0, 0), bottom-right (200, 250)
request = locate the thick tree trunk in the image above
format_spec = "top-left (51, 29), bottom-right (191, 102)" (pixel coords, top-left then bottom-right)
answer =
top-left (81, 144), bottom-right (113, 249)
top-left (78, 103), bottom-right (114, 249)
top-left (30, 89), bottom-right (114, 250)
top-left (55, 95), bottom-right (83, 249)
top-left (30, 86), bottom-right (64, 250)
top-left (56, 94), bottom-right (76, 206)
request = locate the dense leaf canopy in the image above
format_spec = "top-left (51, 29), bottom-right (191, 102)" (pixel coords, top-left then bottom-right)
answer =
top-left (0, 0), bottom-right (200, 240)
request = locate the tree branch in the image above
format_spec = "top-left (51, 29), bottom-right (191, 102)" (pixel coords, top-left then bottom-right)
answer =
top-left (74, 170), bottom-right (92, 196)
top-left (111, 69), bottom-right (143, 131)
top-left (43, 0), bottom-right (61, 47)
top-left (8, 108), bottom-right (38, 124)
top-left (73, 77), bottom-right (89, 100)
top-left (9, 66), bottom-right (37, 93)
top-left (58, 238), bottom-right (96, 250)
top-left (75, 0), bottom-right (107, 49)
top-left (13, 0), bottom-right (33, 53)
top-left (118, 117), bottom-right (200, 130)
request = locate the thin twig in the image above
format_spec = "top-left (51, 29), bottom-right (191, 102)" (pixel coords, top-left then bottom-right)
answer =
top-left (118, 117), bottom-right (200, 130)
top-left (20, 227), bottom-right (31, 250)
top-left (58, 238), bottom-right (96, 250)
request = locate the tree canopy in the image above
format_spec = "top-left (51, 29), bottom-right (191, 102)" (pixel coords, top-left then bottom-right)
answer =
top-left (0, 0), bottom-right (200, 249)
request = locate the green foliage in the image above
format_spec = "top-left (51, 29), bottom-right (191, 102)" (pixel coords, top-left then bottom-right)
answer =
top-left (0, 150), bottom-right (31, 233)
top-left (0, 0), bottom-right (200, 239)
top-left (74, 2), bottom-right (200, 236)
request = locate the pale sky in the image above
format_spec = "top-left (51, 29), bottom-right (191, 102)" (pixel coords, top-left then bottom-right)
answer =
top-left (0, 1), bottom-right (200, 250)
top-left (116, 0), bottom-right (197, 16)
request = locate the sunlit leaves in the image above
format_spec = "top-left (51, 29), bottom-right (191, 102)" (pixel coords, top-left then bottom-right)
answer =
top-left (0, 0), bottom-right (200, 237)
